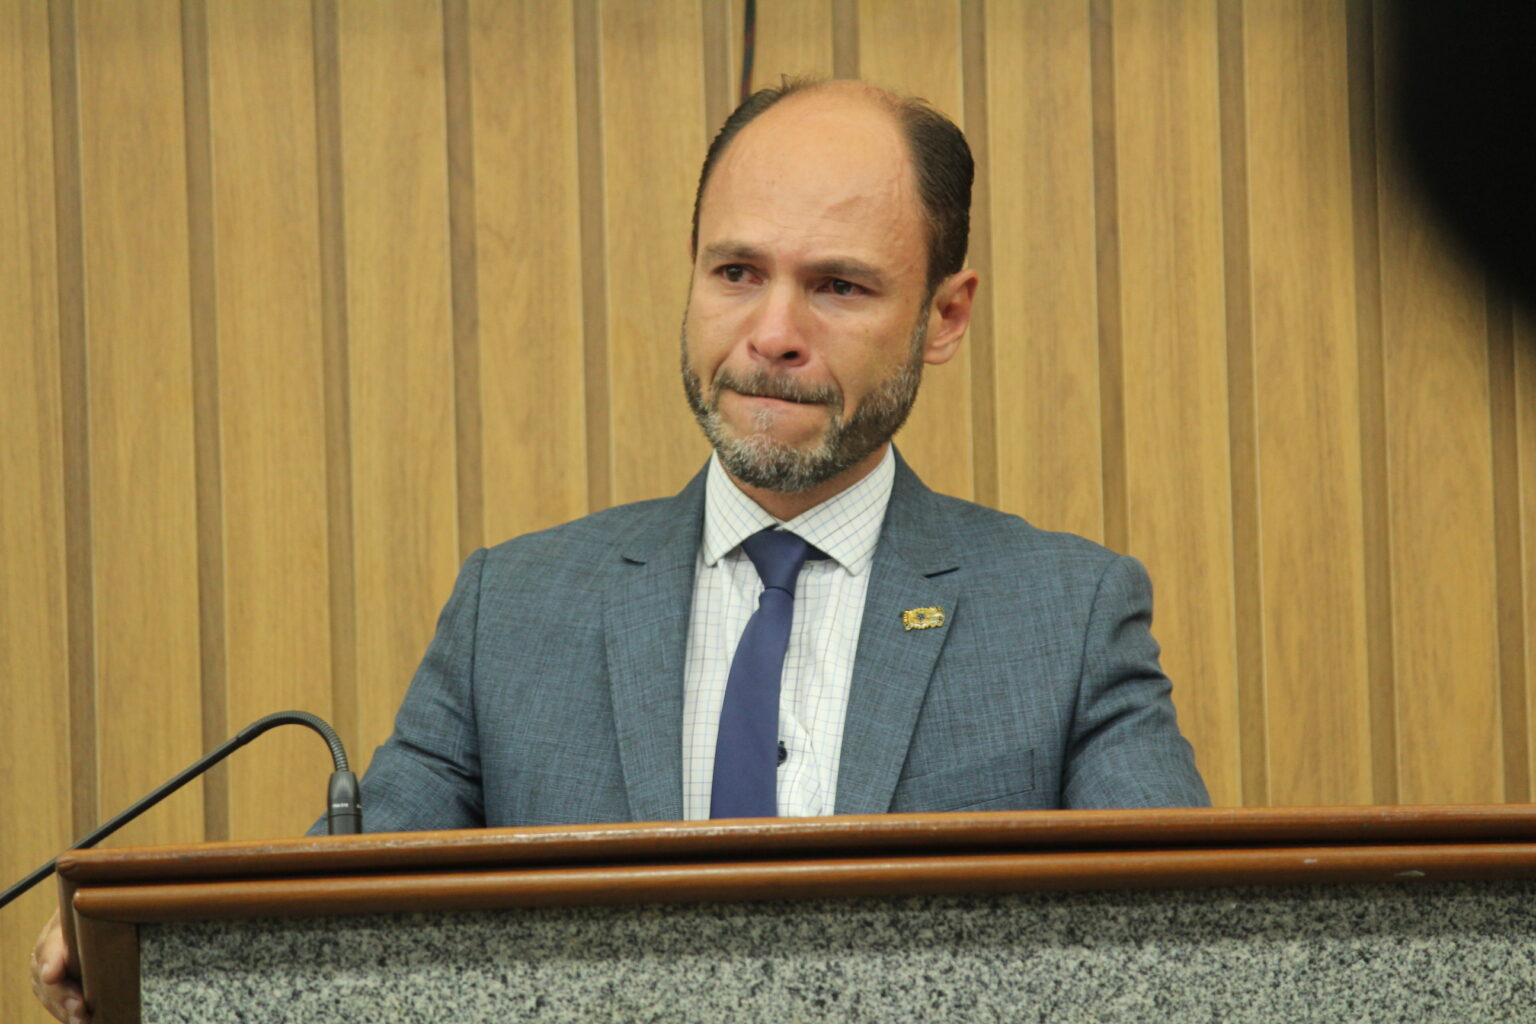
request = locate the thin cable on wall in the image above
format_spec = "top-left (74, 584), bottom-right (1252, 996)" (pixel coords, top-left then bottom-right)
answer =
top-left (739, 0), bottom-right (757, 103)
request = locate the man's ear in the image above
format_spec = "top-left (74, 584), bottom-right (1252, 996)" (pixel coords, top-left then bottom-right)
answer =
top-left (921, 269), bottom-right (979, 366)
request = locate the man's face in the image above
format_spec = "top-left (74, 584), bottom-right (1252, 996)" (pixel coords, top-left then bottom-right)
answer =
top-left (682, 91), bottom-right (941, 493)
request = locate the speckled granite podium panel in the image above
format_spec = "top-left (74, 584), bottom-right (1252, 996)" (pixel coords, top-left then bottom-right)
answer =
top-left (140, 880), bottom-right (1536, 1022)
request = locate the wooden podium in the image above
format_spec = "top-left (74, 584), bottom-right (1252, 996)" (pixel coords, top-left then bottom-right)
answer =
top-left (58, 806), bottom-right (1536, 1022)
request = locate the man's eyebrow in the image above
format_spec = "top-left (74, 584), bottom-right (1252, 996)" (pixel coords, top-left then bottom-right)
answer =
top-left (804, 257), bottom-right (886, 286)
top-left (700, 242), bottom-right (889, 288)
top-left (701, 242), bottom-right (767, 264)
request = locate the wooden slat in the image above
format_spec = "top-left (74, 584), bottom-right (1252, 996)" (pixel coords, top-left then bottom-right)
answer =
top-left (751, 0), bottom-right (835, 85)
top-left (75, 0), bottom-right (205, 846)
top-left (1215, 0), bottom-right (1265, 805)
top-left (702, 0), bottom-right (733, 133)
top-left (959, 0), bottom-right (997, 510)
top-left (985, 0), bottom-right (1103, 540)
top-left (1090, 0), bottom-right (1127, 554)
top-left (203, 0), bottom-right (336, 839)
top-left (1241, 0), bottom-right (1371, 805)
top-left (573, 0), bottom-right (610, 512)
top-left (1345, 0), bottom-right (1397, 806)
top-left (0, 3), bottom-right (72, 1022)
top-left (1489, 292), bottom-right (1529, 802)
top-left (444, 0), bottom-right (483, 557)
top-left (856, 0), bottom-right (974, 502)
top-left (313, 0), bottom-right (359, 769)
top-left (1375, 105), bottom-right (1502, 804)
top-left (600, 0), bottom-right (712, 506)
top-left (49, 5), bottom-right (94, 856)
top-left (832, 0), bottom-right (858, 77)
top-left (182, 0), bottom-right (228, 845)
top-left (1109, 0), bottom-right (1240, 804)
top-left (469, 0), bottom-right (588, 542)
top-left (337, 0), bottom-right (461, 767)
top-left (1517, 313), bottom-right (1536, 788)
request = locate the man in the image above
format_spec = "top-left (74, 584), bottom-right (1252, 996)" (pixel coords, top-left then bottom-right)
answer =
top-left (349, 78), bottom-right (1206, 830)
top-left (32, 79), bottom-right (1205, 1022)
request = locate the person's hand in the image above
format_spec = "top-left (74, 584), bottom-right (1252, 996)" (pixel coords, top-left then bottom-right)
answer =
top-left (30, 909), bottom-right (88, 1024)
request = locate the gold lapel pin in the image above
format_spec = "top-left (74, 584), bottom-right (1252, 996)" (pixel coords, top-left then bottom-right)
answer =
top-left (902, 606), bottom-right (946, 631)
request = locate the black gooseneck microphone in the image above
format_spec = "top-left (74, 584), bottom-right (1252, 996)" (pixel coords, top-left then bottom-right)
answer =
top-left (0, 710), bottom-right (360, 912)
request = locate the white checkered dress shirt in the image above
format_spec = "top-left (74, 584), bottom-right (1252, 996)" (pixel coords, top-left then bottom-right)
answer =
top-left (682, 446), bottom-right (895, 819)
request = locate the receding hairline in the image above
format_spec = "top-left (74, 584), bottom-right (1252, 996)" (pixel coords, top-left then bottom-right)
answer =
top-left (767, 78), bottom-right (914, 114)
top-left (713, 79), bottom-right (915, 166)
top-left (691, 76), bottom-right (974, 294)
top-left (695, 80), bottom-right (925, 244)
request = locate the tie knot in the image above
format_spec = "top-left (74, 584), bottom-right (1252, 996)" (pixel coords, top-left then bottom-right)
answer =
top-left (740, 528), bottom-right (823, 595)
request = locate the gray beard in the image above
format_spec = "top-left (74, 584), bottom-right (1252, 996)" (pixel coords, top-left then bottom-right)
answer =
top-left (680, 315), bottom-right (927, 493)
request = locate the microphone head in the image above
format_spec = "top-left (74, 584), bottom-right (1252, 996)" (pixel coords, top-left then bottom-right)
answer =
top-left (326, 770), bottom-right (363, 835)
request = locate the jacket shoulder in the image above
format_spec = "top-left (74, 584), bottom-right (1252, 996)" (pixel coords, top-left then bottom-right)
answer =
top-left (926, 491), bottom-right (1125, 574)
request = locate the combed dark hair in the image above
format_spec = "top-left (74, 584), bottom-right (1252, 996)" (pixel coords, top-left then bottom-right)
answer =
top-left (689, 78), bottom-right (974, 297)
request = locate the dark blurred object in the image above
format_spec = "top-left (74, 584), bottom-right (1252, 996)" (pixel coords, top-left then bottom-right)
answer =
top-left (1389, 2), bottom-right (1536, 306)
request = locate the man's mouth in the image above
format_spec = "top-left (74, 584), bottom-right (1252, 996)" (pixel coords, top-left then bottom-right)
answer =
top-left (714, 371), bottom-right (840, 409)
top-left (735, 390), bottom-right (820, 405)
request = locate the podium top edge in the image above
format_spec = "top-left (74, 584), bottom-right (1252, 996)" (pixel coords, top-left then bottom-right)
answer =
top-left (54, 804), bottom-right (1536, 885)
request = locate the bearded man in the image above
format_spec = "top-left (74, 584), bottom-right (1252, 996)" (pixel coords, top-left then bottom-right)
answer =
top-left (333, 78), bottom-right (1208, 830)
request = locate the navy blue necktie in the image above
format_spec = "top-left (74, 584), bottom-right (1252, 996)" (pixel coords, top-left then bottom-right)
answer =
top-left (710, 528), bottom-right (822, 819)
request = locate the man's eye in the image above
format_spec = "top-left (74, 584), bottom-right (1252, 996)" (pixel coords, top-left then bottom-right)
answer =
top-left (720, 265), bottom-right (748, 283)
top-left (827, 279), bottom-right (861, 297)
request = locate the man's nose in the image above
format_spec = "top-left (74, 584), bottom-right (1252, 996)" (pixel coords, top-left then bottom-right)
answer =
top-left (745, 284), bottom-right (811, 367)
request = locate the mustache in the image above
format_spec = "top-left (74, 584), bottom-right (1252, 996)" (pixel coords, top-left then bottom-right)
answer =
top-left (713, 368), bottom-right (841, 407)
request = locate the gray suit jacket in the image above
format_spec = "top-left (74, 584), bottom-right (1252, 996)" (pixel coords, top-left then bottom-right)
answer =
top-left (353, 455), bottom-right (1208, 832)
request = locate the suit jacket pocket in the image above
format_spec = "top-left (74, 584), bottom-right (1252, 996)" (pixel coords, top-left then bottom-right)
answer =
top-left (888, 749), bottom-right (1038, 813)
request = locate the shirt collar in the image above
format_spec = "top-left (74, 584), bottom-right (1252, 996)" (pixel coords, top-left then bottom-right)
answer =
top-left (701, 445), bottom-right (896, 576)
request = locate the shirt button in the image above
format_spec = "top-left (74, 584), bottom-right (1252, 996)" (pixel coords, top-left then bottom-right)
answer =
top-left (777, 741), bottom-right (788, 766)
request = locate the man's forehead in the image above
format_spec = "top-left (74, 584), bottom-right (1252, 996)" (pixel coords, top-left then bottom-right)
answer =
top-left (716, 87), bottom-right (911, 181)
top-left (697, 88), bottom-right (925, 263)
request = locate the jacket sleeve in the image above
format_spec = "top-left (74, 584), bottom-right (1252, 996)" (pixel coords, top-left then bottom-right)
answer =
top-left (1061, 554), bottom-right (1211, 809)
top-left (309, 550), bottom-right (488, 835)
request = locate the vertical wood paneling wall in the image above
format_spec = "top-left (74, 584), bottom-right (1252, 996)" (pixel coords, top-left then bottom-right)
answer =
top-left (4, 2), bottom-right (1535, 1014)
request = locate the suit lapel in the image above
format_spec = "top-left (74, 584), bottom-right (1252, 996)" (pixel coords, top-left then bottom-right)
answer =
top-left (604, 470), bottom-right (707, 823)
top-left (834, 456), bottom-right (961, 814)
